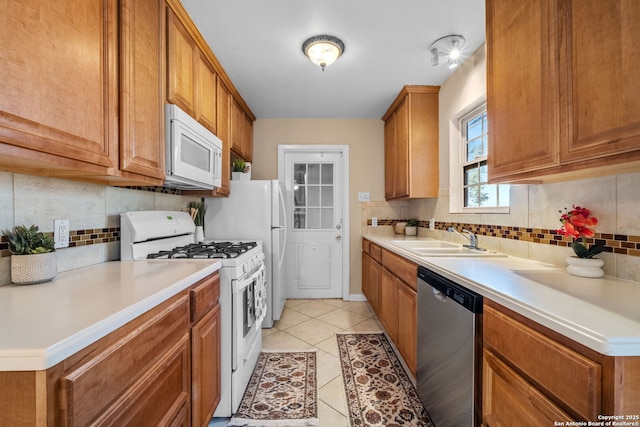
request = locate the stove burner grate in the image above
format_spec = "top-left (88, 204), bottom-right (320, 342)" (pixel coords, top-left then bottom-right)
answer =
top-left (146, 241), bottom-right (258, 259)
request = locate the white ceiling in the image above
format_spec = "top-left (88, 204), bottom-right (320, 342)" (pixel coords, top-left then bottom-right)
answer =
top-left (180, 0), bottom-right (486, 119)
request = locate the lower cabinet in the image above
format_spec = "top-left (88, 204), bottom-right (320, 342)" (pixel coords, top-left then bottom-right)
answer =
top-left (191, 304), bottom-right (221, 427)
top-left (362, 239), bottom-right (417, 375)
top-left (0, 271), bottom-right (221, 426)
top-left (483, 300), bottom-right (640, 424)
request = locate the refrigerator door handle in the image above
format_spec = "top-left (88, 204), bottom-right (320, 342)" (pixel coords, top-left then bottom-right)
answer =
top-left (277, 183), bottom-right (287, 269)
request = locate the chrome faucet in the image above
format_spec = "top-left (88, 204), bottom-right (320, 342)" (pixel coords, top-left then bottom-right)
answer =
top-left (447, 227), bottom-right (485, 251)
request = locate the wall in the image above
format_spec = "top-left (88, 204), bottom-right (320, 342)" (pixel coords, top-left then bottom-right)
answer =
top-left (362, 45), bottom-right (640, 283)
top-left (0, 172), bottom-right (198, 285)
top-left (252, 119), bottom-right (385, 296)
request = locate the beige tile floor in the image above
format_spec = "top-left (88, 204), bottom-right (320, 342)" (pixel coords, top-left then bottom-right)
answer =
top-left (264, 299), bottom-right (385, 427)
top-left (210, 298), bottom-right (384, 427)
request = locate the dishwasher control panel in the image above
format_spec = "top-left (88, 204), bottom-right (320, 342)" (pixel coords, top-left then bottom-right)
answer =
top-left (418, 266), bottom-right (483, 313)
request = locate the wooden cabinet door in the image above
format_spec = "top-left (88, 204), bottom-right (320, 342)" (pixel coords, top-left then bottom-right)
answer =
top-left (483, 349), bottom-right (572, 426)
top-left (0, 0), bottom-right (118, 169)
top-left (397, 283), bottom-right (416, 375)
top-left (486, 0), bottom-right (561, 181)
top-left (119, 0), bottom-right (165, 180)
top-left (384, 114), bottom-right (396, 199)
top-left (195, 52), bottom-right (216, 134)
top-left (394, 97), bottom-right (410, 198)
top-left (379, 268), bottom-right (398, 342)
top-left (167, 9), bottom-right (196, 116)
top-left (192, 304), bottom-right (221, 427)
top-left (230, 98), bottom-right (245, 158)
top-left (243, 112), bottom-right (253, 162)
top-left (560, 0), bottom-right (640, 162)
top-left (362, 252), bottom-right (371, 306)
top-left (213, 78), bottom-right (231, 196)
top-left (368, 256), bottom-right (381, 315)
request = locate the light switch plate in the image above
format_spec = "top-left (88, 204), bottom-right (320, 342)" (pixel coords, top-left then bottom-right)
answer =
top-left (54, 219), bottom-right (70, 249)
top-left (358, 192), bottom-right (371, 202)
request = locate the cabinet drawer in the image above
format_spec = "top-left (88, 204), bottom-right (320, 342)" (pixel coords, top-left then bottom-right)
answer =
top-left (370, 243), bottom-right (382, 263)
top-left (484, 304), bottom-right (601, 420)
top-left (92, 334), bottom-right (191, 426)
top-left (483, 349), bottom-right (572, 426)
top-left (381, 248), bottom-right (417, 290)
top-left (59, 295), bottom-right (190, 426)
top-left (190, 272), bottom-right (220, 322)
top-left (362, 239), bottom-right (370, 254)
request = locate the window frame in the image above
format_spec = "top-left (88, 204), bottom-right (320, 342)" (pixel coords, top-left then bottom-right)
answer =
top-left (449, 98), bottom-right (510, 214)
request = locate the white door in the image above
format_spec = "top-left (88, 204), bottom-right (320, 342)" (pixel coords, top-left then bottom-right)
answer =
top-left (282, 150), bottom-right (344, 299)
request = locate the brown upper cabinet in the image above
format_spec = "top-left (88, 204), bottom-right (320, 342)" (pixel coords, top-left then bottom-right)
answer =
top-left (166, 0), bottom-right (254, 197)
top-left (0, 0), bottom-right (118, 181)
top-left (230, 98), bottom-right (253, 162)
top-left (487, 0), bottom-right (640, 183)
top-left (167, 8), bottom-right (216, 135)
top-left (0, 0), bottom-right (254, 190)
top-left (382, 86), bottom-right (439, 200)
top-left (119, 0), bottom-right (166, 181)
top-left (0, 0), bottom-right (167, 185)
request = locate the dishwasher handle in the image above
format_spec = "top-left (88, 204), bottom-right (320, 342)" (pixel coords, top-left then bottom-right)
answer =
top-left (432, 288), bottom-right (447, 303)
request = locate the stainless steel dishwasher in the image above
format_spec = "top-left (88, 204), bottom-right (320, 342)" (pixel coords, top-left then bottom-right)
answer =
top-left (417, 265), bottom-right (482, 427)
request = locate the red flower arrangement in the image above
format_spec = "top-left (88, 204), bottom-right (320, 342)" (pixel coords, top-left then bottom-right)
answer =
top-left (557, 205), bottom-right (604, 258)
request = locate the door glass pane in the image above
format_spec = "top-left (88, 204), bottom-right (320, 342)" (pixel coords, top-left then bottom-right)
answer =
top-left (308, 186), bottom-right (320, 207)
top-left (321, 208), bottom-right (333, 229)
top-left (307, 208), bottom-right (321, 229)
top-left (308, 164), bottom-right (320, 184)
top-left (321, 187), bottom-right (333, 207)
top-left (294, 185), bottom-right (306, 207)
top-left (294, 164), bottom-right (306, 184)
top-left (294, 208), bottom-right (306, 229)
top-left (321, 164), bottom-right (333, 184)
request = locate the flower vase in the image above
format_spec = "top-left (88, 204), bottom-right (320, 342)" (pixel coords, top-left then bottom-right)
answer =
top-left (405, 226), bottom-right (417, 236)
top-left (566, 256), bottom-right (604, 278)
top-left (195, 226), bottom-right (205, 243)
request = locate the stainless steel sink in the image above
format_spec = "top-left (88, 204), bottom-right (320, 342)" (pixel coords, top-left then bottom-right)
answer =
top-left (390, 240), bottom-right (459, 249)
top-left (389, 239), bottom-right (506, 257)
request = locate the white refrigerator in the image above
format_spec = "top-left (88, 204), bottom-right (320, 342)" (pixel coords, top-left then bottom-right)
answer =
top-left (204, 180), bottom-right (286, 327)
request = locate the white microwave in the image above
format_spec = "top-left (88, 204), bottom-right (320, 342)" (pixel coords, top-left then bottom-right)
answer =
top-left (165, 104), bottom-right (222, 190)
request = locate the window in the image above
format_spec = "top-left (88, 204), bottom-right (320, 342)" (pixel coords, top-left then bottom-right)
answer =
top-left (460, 104), bottom-right (509, 210)
top-left (293, 162), bottom-right (334, 230)
top-left (449, 101), bottom-right (510, 213)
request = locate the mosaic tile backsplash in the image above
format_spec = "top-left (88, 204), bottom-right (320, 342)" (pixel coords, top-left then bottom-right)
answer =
top-left (367, 219), bottom-right (640, 258)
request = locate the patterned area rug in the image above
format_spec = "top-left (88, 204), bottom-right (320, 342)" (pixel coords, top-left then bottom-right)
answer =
top-left (337, 333), bottom-right (434, 427)
top-left (229, 351), bottom-right (318, 426)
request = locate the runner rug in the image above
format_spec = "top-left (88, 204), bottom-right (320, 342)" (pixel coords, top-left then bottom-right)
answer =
top-left (229, 351), bottom-right (318, 426)
top-left (337, 333), bottom-right (434, 427)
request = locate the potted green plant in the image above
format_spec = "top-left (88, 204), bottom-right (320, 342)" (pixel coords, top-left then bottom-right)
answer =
top-left (3, 225), bottom-right (57, 284)
top-left (232, 158), bottom-right (247, 181)
top-left (405, 218), bottom-right (419, 236)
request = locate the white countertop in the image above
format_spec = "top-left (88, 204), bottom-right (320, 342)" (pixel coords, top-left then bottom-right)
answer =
top-left (0, 260), bottom-right (221, 371)
top-left (364, 234), bottom-right (640, 357)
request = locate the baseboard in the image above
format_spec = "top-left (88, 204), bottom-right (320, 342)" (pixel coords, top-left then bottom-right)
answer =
top-left (349, 293), bottom-right (367, 302)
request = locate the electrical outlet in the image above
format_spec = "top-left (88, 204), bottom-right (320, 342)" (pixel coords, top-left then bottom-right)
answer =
top-left (358, 192), bottom-right (371, 202)
top-left (54, 219), bottom-right (70, 249)
top-left (372, 217), bottom-right (378, 227)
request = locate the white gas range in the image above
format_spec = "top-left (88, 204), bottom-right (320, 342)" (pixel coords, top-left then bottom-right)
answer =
top-left (120, 211), bottom-right (266, 418)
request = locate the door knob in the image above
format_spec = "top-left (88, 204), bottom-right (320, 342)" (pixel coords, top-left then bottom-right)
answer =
top-left (336, 235), bottom-right (342, 240)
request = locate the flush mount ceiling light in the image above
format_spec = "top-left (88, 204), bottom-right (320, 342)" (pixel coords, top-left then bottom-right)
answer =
top-left (302, 35), bottom-right (345, 71)
top-left (430, 35), bottom-right (466, 69)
